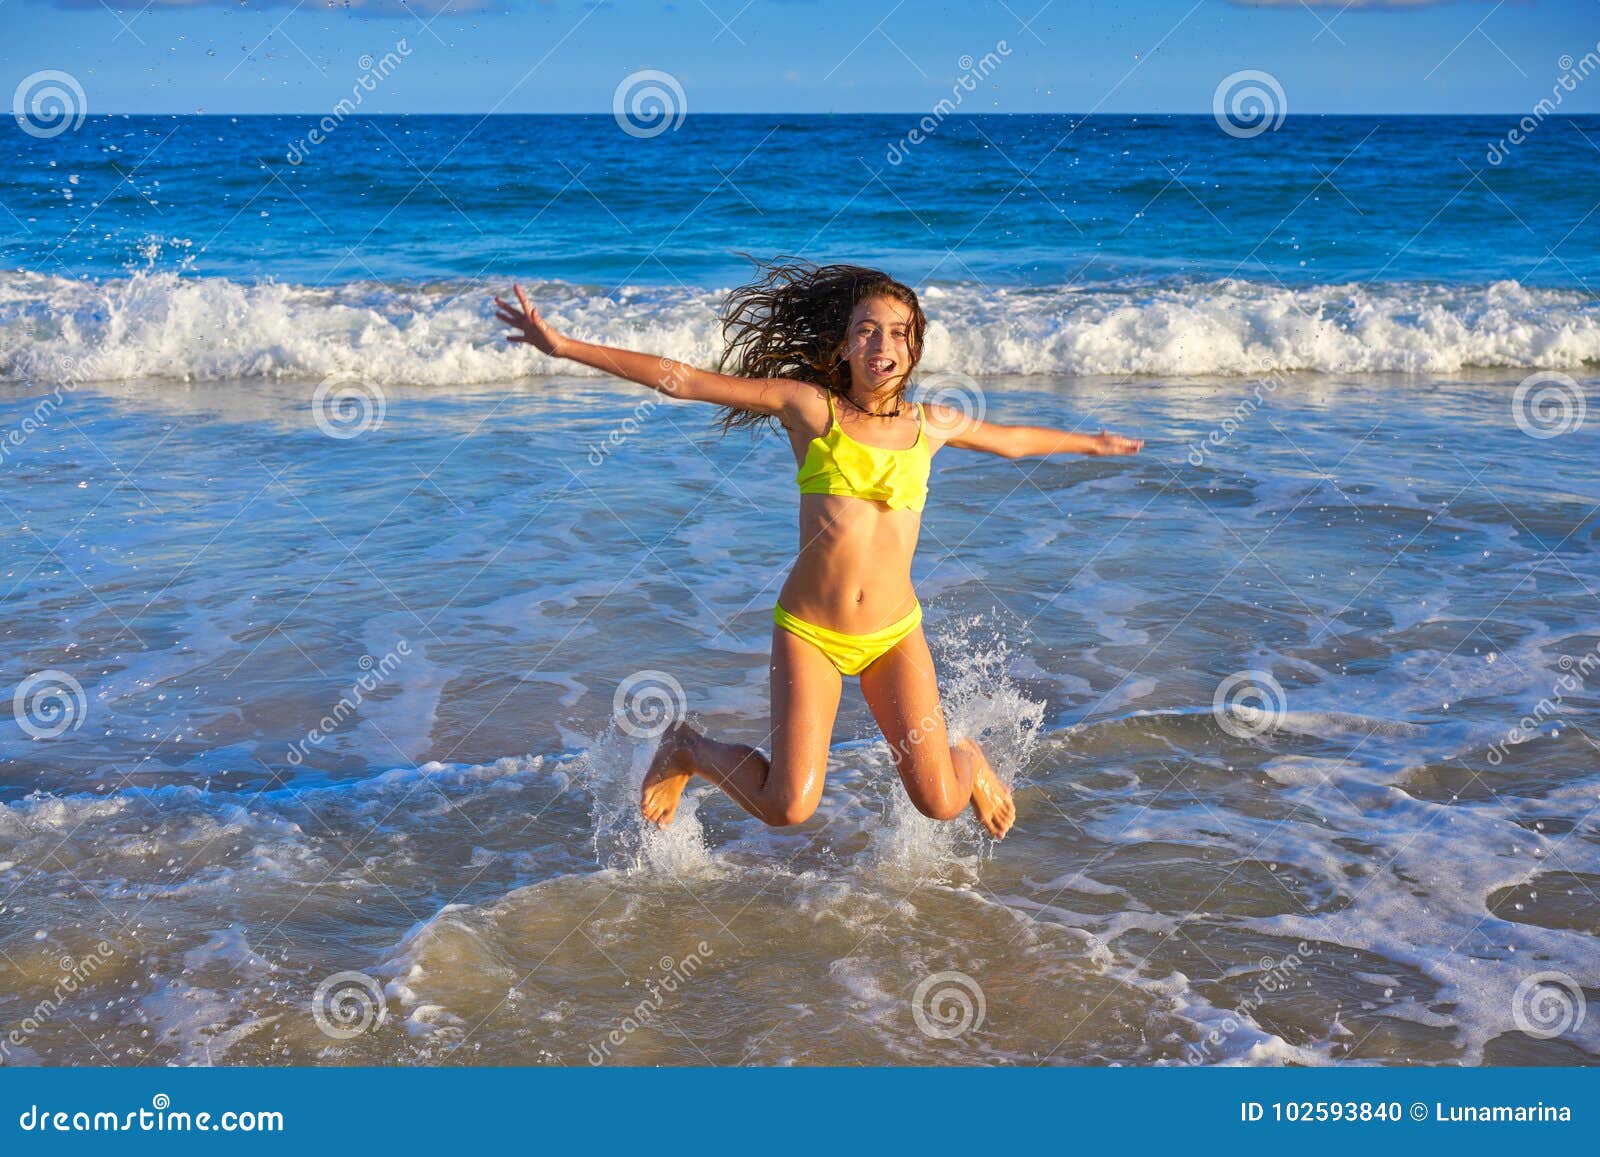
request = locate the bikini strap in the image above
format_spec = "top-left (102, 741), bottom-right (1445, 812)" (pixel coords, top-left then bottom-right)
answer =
top-left (825, 390), bottom-right (837, 429)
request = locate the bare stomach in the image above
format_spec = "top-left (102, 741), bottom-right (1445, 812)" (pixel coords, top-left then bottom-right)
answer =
top-left (775, 495), bottom-right (921, 633)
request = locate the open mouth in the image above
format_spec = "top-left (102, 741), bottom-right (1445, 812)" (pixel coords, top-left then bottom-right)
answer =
top-left (867, 356), bottom-right (897, 376)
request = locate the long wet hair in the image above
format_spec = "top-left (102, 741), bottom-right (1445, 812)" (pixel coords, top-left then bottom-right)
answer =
top-left (715, 257), bottom-right (926, 434)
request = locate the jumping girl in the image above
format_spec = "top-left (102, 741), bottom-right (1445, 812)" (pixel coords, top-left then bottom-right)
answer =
top-left (494, 261), bottom-right (1142, 841)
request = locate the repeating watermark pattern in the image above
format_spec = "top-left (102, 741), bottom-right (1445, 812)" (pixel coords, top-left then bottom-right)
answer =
top-left (1184, 943), bottom-right (1317, 1065)
top-left (285, 42), bottom-right (412, 165)
top-left (12, 670), bottom-right (87, 740)
top-left (612, 70), bottom-right (687, 139)
top-left (1212, 670), bottom-right (1288, 739)
top-left (12, 70), bottom-right (87, 139)
top-left (1187, 364), bottom-right (1287, 466)
top-left (885, 41), bottom-right (1012, 164)
top-left (586, 357), bottom-right (690, 466)
top-left (1486, 42), bottom-right (1600, 165)
top-left (311, 970), bottom-right (388, 1039)
top-left (312, 374), bottom-right (387, 440)
top-left (1510, 971), bottom-right (1587, 1040)
top-left (1, 941), bottom-right (121, 1062)
top-left (587, 943), bottom-right (714, 1064)
top-left (911, 970), bottom-right (986, 1040)
top-left (1, 374), bottom-right (80, 470)
top-left (286, 640), bottom-right (412, 766)
top-left (916, 370), bottom-right (987, 441)
top-left (1511, 370), bottom-right (1586, 440)
top-left (1212, 70), bottom-right (1287, 139)
top-left (1486, 643), bottom-right (1600, 766)
top-left (613, 669), bottom-right (686, 739)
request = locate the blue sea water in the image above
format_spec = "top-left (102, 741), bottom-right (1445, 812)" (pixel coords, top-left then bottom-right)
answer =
top-left (3, 114), bottom-right (1599, 382)
top-left (6, 112), bottom-right (1600, 286)
top-left (1, 113), bottom-right (1598, 1068)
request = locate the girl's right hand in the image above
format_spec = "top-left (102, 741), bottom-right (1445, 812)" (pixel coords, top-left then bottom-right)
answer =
top-left (494, 284), bottom-right (568, 357)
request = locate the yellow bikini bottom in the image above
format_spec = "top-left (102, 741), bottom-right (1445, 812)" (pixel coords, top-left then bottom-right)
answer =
top-left (772, 600), bottom-right (923, 677)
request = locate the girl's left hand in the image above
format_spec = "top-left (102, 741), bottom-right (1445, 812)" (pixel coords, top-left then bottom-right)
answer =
top-left (1085, 430), bottom-right (1144, 455)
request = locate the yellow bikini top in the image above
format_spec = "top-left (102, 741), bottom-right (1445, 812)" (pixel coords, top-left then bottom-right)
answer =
top-left (796, 391), bottom-right (931, 512)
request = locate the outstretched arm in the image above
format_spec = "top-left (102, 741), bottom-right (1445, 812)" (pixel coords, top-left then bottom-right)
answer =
top-left (925, 404), bottom-right (1143, 458)
top-left (493, 283), bottom-right (794, 415)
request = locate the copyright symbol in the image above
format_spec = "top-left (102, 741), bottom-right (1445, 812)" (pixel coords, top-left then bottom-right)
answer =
top-left (1410, 1102), bottom-right (1427, 1121)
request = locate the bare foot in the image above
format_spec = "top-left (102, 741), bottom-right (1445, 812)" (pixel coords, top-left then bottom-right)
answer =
top-left (641, 720), bottom-right (698, 829)
top-left (961, 737), bottom-right (1016, 839)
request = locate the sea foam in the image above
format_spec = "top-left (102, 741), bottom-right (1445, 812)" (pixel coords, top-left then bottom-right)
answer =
top-left (3, 270), bottom-right (1597, 385)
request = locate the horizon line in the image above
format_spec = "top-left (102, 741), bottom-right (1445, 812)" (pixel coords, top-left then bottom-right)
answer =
top-left (64, 109), bottom-right (1600, 118)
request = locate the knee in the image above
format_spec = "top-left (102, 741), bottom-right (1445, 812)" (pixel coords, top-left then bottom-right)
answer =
top-left (767, 797), bottom-right (819, 827)
top-left (914, 795), bottom-right (966, 823)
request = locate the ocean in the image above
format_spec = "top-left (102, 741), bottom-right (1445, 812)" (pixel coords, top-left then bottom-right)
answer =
top-left (1, 113), bottom-right (1597, 1066)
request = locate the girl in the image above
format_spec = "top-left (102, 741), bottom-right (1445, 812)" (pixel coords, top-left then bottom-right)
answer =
top-left (494, 261), bottom-right (1141, 841)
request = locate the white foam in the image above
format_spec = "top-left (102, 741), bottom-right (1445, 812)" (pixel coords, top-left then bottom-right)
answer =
top-left (3, 270), bottom-right (1596, 384)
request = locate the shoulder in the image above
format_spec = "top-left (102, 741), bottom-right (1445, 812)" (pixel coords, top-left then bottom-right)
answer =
top-left (919, 400), bottom-right (978, 442)
top-left (776, 382), bottom-right (833, 438)
top-left (919, 400), bottom-right (1014, 455)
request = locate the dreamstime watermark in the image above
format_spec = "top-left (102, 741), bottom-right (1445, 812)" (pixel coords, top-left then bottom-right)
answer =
top-left (1212, 670), bottom-right (1288, 739)
top-left (16, 1094), bottom-right (283, 1133)
top-left (285, 42), bottom-right (412, 164)
top-left (1187, 363), bottom-right (1287, 466)
top-left (1213, 70), bottom-right (1287, 139)
top-left (587, 943), bottom-right (714, 1064)
top-left (311, 970), bottom-right (388, 1039)
top-left (12, 70), bottom-right (86, 139)
top-left (11, 670), bottom-right (87, 740)
top-left (1486, 43), bottom-right (1600, 165)
top-left (1, 941), bottom-right (121, 1062)
top-left (1183, 943), bottom-right (1318, 1064)
top-left (911, 970), bottom-right (986, 1039)
top-left (586, 358), bottom-right (691, 465)
top-left (886, 41), bottom-right (1012, 164)
top-left (612, 70), bottom-right (686, 139)
top-left (1510, 971), bottom-right (1587, 1040)
top-left (1486, 643), bottom-right (1600, 766)
top-left (312, 374), bottom-right (387, 439)
top-left (916, 370), bottom-right (987, 441)
top-left (285, 641), bottom-right (411, 766)
top-left (1511, 371), bottom-right (1586, 440)
top-left (613, 669), bottom-right (687, 740)
top-left (1, 373), bottom-right (81, 470)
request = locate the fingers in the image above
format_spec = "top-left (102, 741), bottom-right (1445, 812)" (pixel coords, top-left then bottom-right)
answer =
top-left (514, 284), bottom-right (532, 316)
top-left (1098, 432), bottom-right (1144, 455)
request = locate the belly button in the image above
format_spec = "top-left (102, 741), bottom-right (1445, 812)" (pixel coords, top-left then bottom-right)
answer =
top-left (854, 592), bottom-right (864, 604)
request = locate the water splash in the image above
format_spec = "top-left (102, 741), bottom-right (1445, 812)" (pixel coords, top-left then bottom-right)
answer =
top-left (575, 720), bottom-right (714, 877)
top-left (867, 612), bottom-right (1045, 879)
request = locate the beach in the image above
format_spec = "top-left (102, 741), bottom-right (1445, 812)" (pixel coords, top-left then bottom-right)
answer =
top-left (1, 113), bottom-right (1597, 1066)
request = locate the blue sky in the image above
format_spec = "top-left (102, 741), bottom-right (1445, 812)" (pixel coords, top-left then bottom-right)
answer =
top-left (6, 0), bottom-right (1598, 114)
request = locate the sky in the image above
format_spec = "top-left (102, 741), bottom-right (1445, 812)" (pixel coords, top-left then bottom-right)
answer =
top-left (5, 0), bottom-right (1599, 115)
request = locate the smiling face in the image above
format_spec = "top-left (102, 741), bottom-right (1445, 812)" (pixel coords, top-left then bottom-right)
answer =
top-left (843, 295), bottom-right (917, 397)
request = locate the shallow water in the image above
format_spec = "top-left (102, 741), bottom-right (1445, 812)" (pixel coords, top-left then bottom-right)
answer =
top-left (2, 371), bottom-right (1597, 1066)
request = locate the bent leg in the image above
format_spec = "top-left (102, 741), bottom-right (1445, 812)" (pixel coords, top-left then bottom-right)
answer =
top-left (640, 624), bottom-right (842, 828)
top-left (857, 627), bottom-right (1016, 838)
